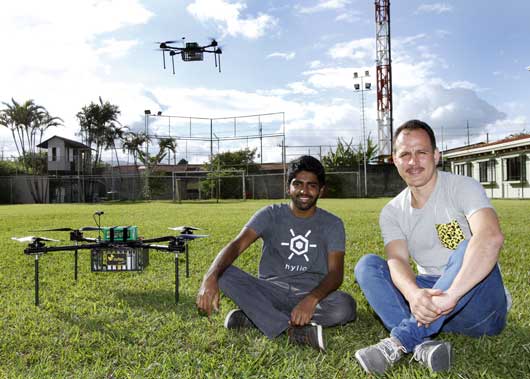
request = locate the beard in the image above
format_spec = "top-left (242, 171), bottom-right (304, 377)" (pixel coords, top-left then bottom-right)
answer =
top-left (291, 193), bottom-right (319, 211)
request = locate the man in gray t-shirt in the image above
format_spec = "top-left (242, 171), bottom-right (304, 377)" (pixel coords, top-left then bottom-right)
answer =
top-left (196, 156), bottom-right (356, 351)
top-left (354, 120), bottom-right (507, 375)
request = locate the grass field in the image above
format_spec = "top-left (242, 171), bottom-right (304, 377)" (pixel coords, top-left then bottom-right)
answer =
top-left (0, 199), bottom-right (529, 378)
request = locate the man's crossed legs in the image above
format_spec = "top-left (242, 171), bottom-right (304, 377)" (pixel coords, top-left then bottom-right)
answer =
top-left (218, 265), bottom-right (357, 350)
top-left (354, 240), bottom-right (507, 373)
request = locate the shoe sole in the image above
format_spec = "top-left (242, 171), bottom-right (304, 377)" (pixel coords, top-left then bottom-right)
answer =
top-left (224, 309), bottom-right (240, 329)
top-left (427, 342), bottom-right (452, 372)
top-left (312, 323), bottom-right (325, 351)
top-left (354, 350), bottom-right (372, 374)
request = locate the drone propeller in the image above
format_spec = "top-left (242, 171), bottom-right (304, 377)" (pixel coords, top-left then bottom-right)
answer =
top-left (180, 234), bottom-right (208, 240)
top-left (31, 226), bottom-right (101, 232)
top-left (208, 38), bottom-right (218, 47)
top-left (12, 236), bottom-right (60, 243)
top-left (168, 226), bottom-right (204, 232)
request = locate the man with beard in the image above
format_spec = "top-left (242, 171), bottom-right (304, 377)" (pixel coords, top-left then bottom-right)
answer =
top-left (196, 155), bottom-right (356, 351)
top-left (354, 120), bottom-right (508, 374)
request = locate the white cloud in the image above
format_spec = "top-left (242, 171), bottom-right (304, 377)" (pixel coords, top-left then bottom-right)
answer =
top-left (187, 0), bottom-right (277, 39)
top-left (266, 52), bottom-right (296, 60)
top-left (97, 39), bottom-right (139, 59)
top-left (0, 0), bottom-right (153, 158)
top-left (327, 38), bottom-right (374, 62)
top-left (394, 84), bottom-right (506, 147)
top-left (297, 0), bottom-right (351, 14)
top-left (415, 3), bottom-right (453, 14)
top-left (335, 11), bottom-right (362, 23)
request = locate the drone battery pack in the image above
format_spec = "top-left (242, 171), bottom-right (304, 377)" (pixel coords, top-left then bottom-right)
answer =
top-left (102, 226), bottom-right (138, 242)
top-left (91, 247), bottom-right (149, 272)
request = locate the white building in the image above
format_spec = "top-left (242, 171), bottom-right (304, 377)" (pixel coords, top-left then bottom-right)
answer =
top-left (443, 134), bottom-right (530, 199)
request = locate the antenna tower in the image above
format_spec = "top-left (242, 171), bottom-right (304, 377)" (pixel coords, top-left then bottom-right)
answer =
top-left (375, 0), bottom-right (393, 157)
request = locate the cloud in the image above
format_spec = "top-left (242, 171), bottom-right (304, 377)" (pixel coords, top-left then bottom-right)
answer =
top-left (335, 10), bottom-right (362, 23)
top-left (186, 0), bottom-right (277, 39)
top-left (394, 84), bottom-right (506, 147)
top-left (0, 0), bottom-right (153, 157)
top-left (415, 3), bottom-right (453, 14)
top-left (297, 0), bottom-right (351, 14)
top-left (327, 38), bottom-right (374, 62)
top-left (266, 52), bottom-right (296, 60)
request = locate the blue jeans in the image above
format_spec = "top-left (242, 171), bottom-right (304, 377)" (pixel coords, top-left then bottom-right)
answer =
top-left (354, 240), bottom-right (507, 352)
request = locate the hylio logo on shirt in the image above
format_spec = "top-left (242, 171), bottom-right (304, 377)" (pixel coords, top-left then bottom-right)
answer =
top-left (435, 219), bottom-right (465, 250)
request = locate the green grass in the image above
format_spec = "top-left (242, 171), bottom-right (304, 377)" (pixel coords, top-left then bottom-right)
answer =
top-left (0, 199), bottom-right (529, 378)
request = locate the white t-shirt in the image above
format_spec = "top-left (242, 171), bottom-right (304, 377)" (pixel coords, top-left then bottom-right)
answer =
top-left (379, 171), bottom-right (493, 275)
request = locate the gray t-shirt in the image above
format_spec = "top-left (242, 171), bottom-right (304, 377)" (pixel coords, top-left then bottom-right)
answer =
top-left (380, 171), bottom-right (493, 275)
top-left (246, 203), bottom-right (345, 288)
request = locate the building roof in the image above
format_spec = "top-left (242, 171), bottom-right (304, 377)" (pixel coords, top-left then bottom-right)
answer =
top-left (443, 134), bottom-right (530, 159)
top-left (37, 135), bottom-right (91, 149)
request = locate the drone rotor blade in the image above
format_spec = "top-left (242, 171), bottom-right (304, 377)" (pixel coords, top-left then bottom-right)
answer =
top-left (12, 236), bottom-right (61, 243)
top-left (12, 236), bottom-right (37, 243)
top-left (179, 234), bottom-right (208, 240)
top-left (79, 226), bottom-right (102, 231)
top-left (31, 227), bottom-right (74, 232)
top-left (168, 226), bottom-right (204, 232)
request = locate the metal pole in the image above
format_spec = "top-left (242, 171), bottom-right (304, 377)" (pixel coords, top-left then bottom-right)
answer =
top-left (34, 255), bottom-right (40, 306)
top-left (175, 253), bottom-right (179, 304)
top-left (360, 77), bottom-right (368, 197)
top-left (185, 244), bottom-right (189, 278)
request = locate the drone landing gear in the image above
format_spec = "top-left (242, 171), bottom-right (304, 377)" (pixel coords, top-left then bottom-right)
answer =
top-left (34, 255), bottom-right (40, 306)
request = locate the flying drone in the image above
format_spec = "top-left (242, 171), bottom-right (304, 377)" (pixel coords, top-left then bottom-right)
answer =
top-left (156, 37), bottom-right (223, 73)
top-left (12, 211), bottom-right (207, 306)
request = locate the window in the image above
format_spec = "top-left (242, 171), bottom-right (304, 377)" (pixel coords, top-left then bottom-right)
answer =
top-left (454, 162), bottom-right (472, 177)
top-left (504, 156), bottom-right (526, 181)
top-left (52, 147), bottom-right (57, 161)
top-left (479, 160), bottom-right (496, 183)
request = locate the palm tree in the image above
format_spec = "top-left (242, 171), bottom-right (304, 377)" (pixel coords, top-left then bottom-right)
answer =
top-left (76, 97), bottom-right (121, 171)
top-left (0, 98), bottom-right (62, 173)
top-left (121, 131), bottom-right (149, 171)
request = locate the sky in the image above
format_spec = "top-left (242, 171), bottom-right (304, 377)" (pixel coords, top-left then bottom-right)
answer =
top-left (1, 0), bottom-right (530, 164)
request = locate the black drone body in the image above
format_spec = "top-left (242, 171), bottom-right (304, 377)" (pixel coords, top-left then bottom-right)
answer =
top-left (13, 212), bottom-right (207, 306)
top-left (157, 38), bottom-right (223, 73)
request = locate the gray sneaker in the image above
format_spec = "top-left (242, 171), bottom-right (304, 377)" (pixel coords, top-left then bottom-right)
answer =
top-left (355, 337), bottom-right (405, 374)
top-left (224, 309), bottom-right (254, 329)
top-left (412, 340), bottom-right (452, 372)
top-left (287, 323), bottom-right (325, 351)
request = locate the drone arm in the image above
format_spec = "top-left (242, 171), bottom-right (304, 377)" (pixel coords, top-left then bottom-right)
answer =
top-left (24, 243), bottom-right (105, 255)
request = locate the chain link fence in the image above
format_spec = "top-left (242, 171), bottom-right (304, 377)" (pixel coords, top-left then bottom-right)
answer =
top-left (0, 167), bottom-right (403, 204)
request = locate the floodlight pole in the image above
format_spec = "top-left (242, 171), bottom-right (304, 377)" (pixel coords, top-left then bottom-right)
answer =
top-left (354, 71), bottom-right (371, 197)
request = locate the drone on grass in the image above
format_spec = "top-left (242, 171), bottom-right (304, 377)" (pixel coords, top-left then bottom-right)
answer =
top-left (156, 37), bottom-right (223, 73)
top-left (12, 211), bottom-right (207, 306)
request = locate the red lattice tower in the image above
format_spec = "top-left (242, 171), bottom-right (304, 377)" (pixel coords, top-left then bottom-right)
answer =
top-left (375, 0), bottom-right (393, 157)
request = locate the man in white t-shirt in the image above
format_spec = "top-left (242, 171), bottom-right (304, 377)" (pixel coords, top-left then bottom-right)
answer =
top-left (354, 120), bottom-right (508, 375)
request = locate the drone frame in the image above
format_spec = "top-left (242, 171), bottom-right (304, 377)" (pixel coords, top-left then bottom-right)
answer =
top-left (158, 38), bottom-right (222, 74)
top-left (21, 228), bottom-right (206, 306)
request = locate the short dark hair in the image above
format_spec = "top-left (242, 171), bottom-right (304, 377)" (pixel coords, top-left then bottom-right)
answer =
top-left (287, 155), bottom-right (325, 186)
top-left (393, 119), bottom-right (437, 151)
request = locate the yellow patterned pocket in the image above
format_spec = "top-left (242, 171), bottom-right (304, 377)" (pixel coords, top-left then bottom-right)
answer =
top-left (435, 220), bottom-right (465, 250)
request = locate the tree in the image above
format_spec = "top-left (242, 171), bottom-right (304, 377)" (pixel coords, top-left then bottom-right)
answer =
top-left (205, 148), bottom-right (259, 174)
top-left (0, 98), bottom-right (62, 173)
top-left (76, 97), bottom-right (121, 171)
top-left (121, 131), bottom-right (149, 171)
top-left (135, 137), bottom-right (178, 200)
top-left (201, 148), bottom-right (259, 199)
top-left (322, 135), bottom-right (378, 170)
